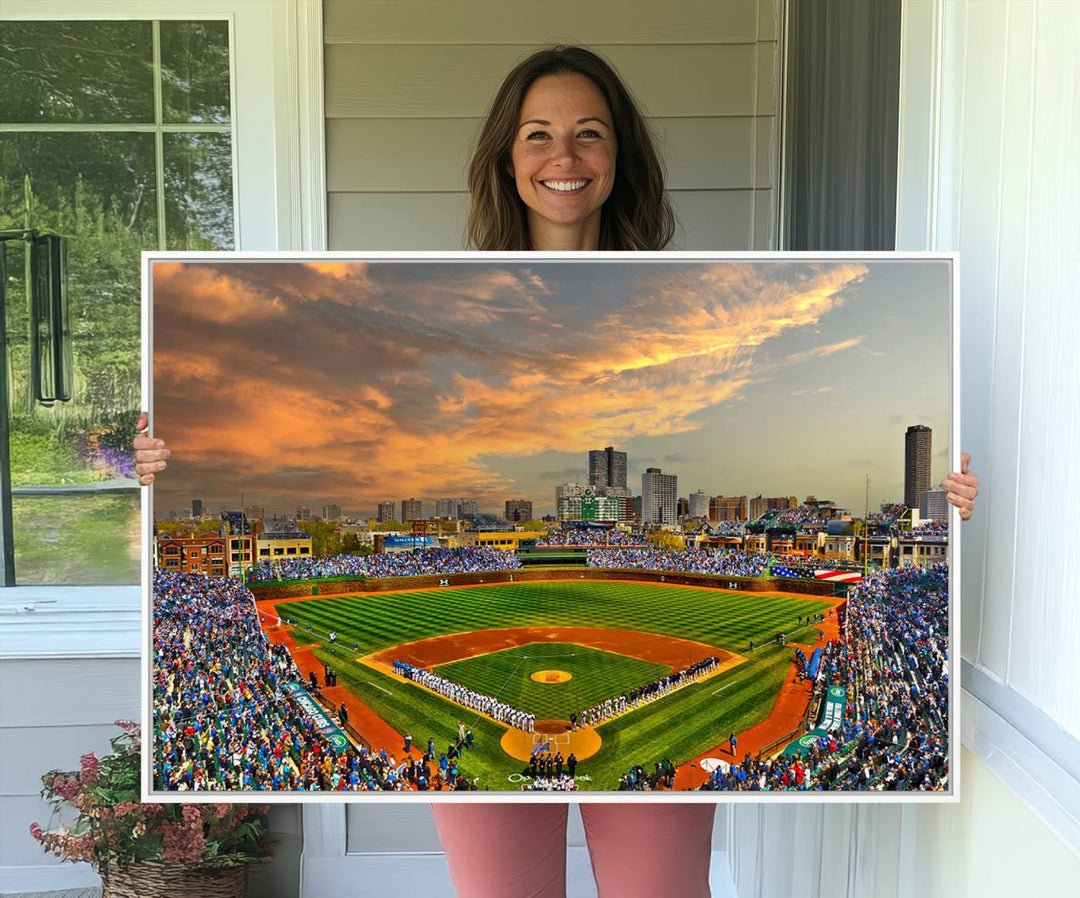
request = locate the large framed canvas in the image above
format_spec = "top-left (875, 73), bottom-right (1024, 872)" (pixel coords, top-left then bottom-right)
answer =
top-left (142, 252), bottom-right (958, 802)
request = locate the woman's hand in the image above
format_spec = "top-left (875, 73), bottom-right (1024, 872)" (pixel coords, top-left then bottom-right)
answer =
top-left (133, 411), bottom-right (170, 486)
top-left (941, 451), bottom-right (978, 521)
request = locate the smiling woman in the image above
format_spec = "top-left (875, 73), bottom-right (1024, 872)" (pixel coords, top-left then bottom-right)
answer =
top-left (510, 73), bottom-right (617, 250)
top-left (466, 45), bottom-right (674, 252)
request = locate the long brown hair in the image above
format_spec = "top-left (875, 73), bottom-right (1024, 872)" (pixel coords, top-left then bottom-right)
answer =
top-left (467, 46), bottom-right (675, 251)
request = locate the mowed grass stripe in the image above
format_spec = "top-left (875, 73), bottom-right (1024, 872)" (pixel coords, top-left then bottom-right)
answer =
top-left (275, 582), bottom-right (831, 657)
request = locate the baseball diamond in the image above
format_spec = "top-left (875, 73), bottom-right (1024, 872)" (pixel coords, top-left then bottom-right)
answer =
top-left (261, 578), bottom-right (839, 790)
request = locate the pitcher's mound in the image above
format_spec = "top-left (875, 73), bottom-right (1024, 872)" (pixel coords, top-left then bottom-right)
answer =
top-left (501, 723), bottom-right (603, 762)
top-left (530, 669), bottom-right (572, 683)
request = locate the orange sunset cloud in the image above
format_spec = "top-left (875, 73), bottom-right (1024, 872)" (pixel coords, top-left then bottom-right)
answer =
top-left (151, 258), bottom-right (905, 515)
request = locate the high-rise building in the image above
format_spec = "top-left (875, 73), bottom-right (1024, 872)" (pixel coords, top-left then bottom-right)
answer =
top-left (905, 425), bottom-right (933, 509)
top-left (457, 499), bottom-right (478, 517)
top-left (642, 468), bottom-right (677, 525)
top-left (589, 446), bottom-right (628, 492)
top-left (191, 498), bottom-right (203, 518)
top-left (401, 498), bottom-right (422, 521)
top-left (688, 490), bottom-right (710, 519)
top-left (709, 495), bottom-right (748, 522)
top-left (321, 504), bottom-right (341, 521)
top-left (296, 506), bottom-right (311, 522)
top-left (919, 488), bottom-right (948, 521)
top-left (435, 498), bottom-right (457, 518)
top-left (505, 499), bottom-right (533, 522)
top-left (377, 501), bottom-right (395, 523)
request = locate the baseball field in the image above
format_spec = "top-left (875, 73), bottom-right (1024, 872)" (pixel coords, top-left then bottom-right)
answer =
top-left (266, 578), bottom-right (837, 790)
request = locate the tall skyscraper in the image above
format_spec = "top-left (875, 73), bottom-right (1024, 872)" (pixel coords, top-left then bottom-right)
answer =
top-left (401, 498), bottom-right (422, 521)
top-left (588, 446), bottom-right (628, 491)
top-left (641, 468), bottom-right (677, 525)
top-left (505, 499), bottom-right (533, 522)
top-left (435, 498), bottom-right (456, 518)
top-left (905, 425), bottom-right (933, 509)
top-left (296, 506), bottom-right (311, 522)
top-left (377, 501), bottom-right (395, 523)
top-left (191, 498), bottom-right (203, 518)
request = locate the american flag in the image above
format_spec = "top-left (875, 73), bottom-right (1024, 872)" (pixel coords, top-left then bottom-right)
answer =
top-left (814, 570), bottom-right (862, 583)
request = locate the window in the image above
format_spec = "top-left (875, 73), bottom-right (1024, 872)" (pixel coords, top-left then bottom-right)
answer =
top-left (1, 18), bottom-right (234, 585)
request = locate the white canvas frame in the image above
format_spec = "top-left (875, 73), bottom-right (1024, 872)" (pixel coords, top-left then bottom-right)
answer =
top-left (140, 249), bottom-right (961, 808)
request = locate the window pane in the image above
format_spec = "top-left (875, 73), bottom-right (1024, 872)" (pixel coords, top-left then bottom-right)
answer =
top-left (0, 21), bottom-right (154, 124)
top-left (12, 494), bottom-right (140, 585)
top-left (2, 133), bottom-right (154, 476)
top-left (160, 20), bottom-right (232, 124)
top-left (163, 133), bottom-right (235, 249)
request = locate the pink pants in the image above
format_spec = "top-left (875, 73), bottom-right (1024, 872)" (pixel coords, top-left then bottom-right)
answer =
top-left (431, 803), bottom-right (715, 898)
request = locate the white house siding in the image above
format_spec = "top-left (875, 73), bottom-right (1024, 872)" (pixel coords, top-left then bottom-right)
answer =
top-left (0, 655), bottom-right (140, 896)
top-left (323, 0), bottom-right (782, 250)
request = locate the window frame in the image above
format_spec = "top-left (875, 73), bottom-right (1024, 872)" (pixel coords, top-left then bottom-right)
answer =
top-left (0, 0), bottom-right (325, 647)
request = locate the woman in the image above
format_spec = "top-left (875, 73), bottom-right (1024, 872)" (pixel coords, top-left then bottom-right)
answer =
top-left (135, 45), bottom-right (979, 898)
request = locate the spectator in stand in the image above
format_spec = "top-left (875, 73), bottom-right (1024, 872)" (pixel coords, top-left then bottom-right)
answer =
top-left (151, 570), bottom-right (474, 793)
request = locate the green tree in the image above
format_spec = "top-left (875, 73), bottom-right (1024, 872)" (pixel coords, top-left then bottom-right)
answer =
top-left (298, 521), bottom-right (343, 558)
top-left (648, 530), bottom-right (685, 553)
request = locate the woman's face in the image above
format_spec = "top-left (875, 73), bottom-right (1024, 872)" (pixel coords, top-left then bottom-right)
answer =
top-left (509, 73), bottom-right (616, 247)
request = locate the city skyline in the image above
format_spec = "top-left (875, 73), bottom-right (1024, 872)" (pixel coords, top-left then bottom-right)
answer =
top-left (152, 259), bottom-right (952, 518)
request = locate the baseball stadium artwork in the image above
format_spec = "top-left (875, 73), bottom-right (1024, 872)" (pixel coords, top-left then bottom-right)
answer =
top-left (144, 254), bottom-right (957, 801)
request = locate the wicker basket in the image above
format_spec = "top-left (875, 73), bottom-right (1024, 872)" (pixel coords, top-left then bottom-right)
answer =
top-left (101, 862), bottom-right (247, 898)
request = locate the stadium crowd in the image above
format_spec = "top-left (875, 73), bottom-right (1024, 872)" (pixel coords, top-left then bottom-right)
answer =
top-left (769, 507), bottom-right (829, 528)
top-left (392, 661), bottom-right (536, 732)
top-left (247, 546), bottom-right (522, 582)
top-left (617, 758), bottom-right (677, 791)
top-left (535, 528), bottom-right (647, 547)
top-left (586, 547), bottom-right (769, 578)
top-left (906, 520), bottom-right (949, 538)
top-left (620, 563), bottom-right (950, 792)
top-left (153, 571), bottom-right (477, 791)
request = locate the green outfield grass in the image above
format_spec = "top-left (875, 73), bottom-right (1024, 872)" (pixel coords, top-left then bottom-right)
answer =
top-left (433, 643), bottom-right (671, 720)
top-left (274, 580), bottom-right (830, 656)
top-left (278, 580), bottom-right (832, 790)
